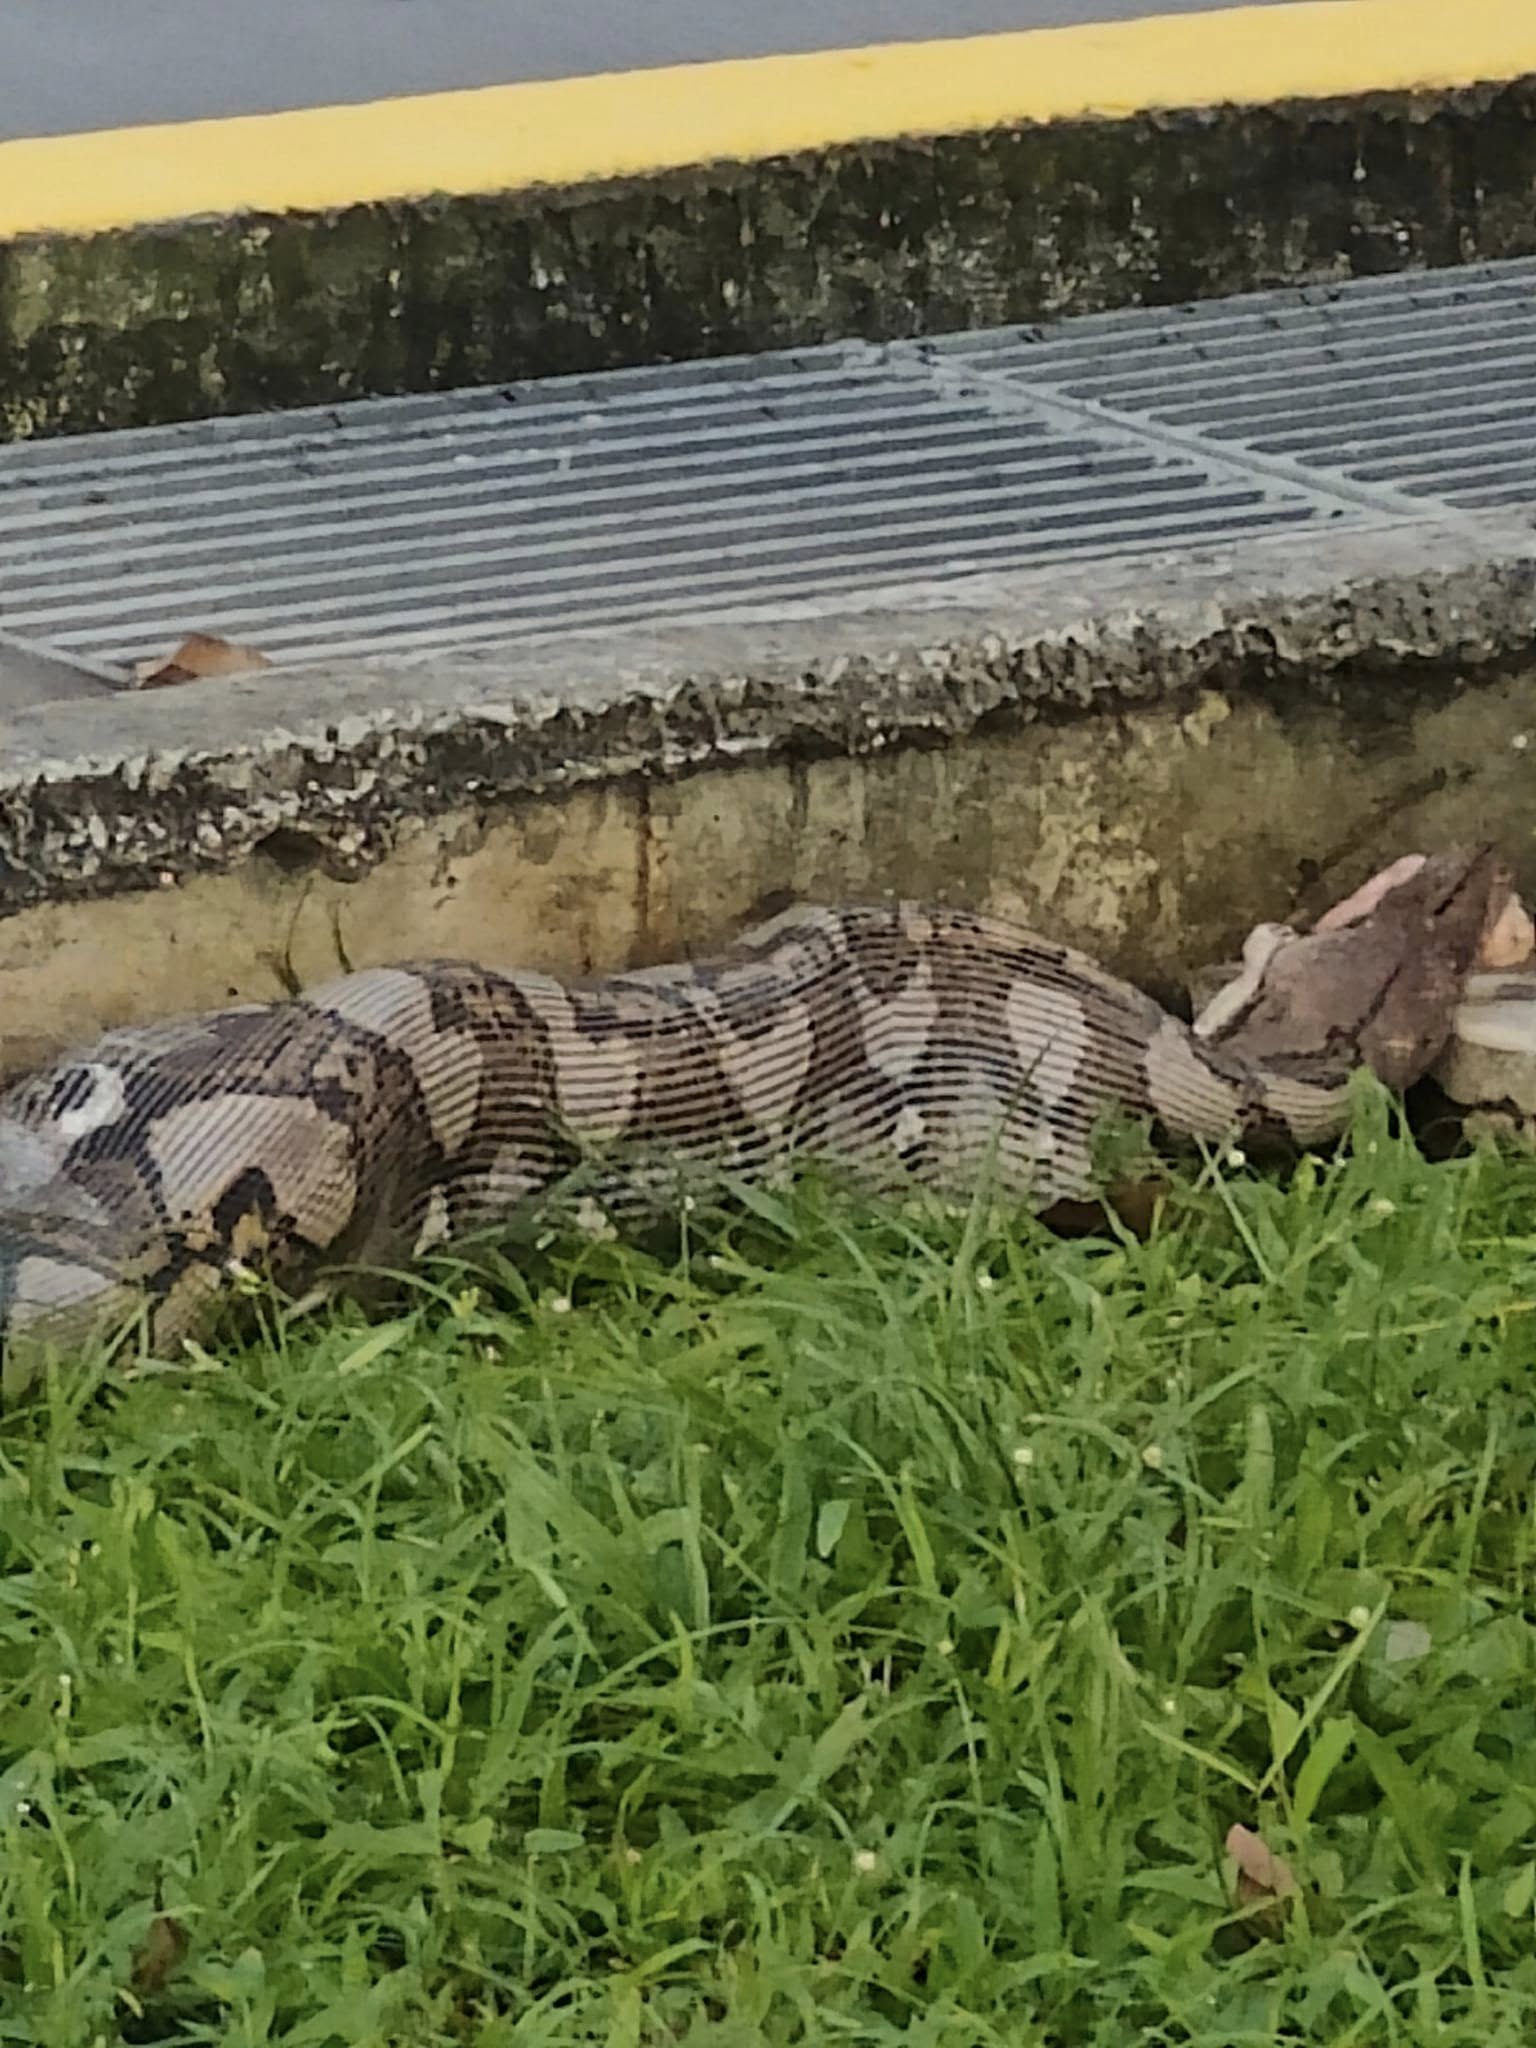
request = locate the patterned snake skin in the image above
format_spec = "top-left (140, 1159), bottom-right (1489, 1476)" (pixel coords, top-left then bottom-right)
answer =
top-left (0, 851), bottom-right (1501, 1374)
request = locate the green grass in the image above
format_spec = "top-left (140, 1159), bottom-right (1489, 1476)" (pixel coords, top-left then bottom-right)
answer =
top-left (4, 1089), bottom-right (1536, 2045)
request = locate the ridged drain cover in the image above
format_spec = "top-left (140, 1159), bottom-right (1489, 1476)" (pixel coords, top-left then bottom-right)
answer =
top-left (0, 256), bottom-right (1531, 680)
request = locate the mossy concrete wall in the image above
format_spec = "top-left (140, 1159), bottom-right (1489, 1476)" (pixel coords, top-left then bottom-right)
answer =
top-left (4, 81), bottom-right (1535, 439)
top-left (1, 519), bottom-right (1533, 1077)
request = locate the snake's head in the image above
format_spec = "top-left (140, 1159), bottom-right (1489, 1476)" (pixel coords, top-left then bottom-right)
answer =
top-left (1194, 846), bottom-right (1513, 1088)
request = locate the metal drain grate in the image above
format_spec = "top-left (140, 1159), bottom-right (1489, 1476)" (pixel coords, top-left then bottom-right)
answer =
top-left (1, 256), bottom-right (1532, 681)
top-left (0, 357), bottom-right (1334, 674)
top-left (931, 257), bottom-right (1536, 513)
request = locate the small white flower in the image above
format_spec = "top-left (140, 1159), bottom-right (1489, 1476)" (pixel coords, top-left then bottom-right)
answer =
top-left (1012, 1445), bottom-right (1034, 1468)
top-left (1370, 1197), bottom-right (1396, 1218)
top-left (936, 1638), bottom-right (955, 1657)
top-left (573, 1197), bottom-right (616, 1242)
top-left (1347, 1605), bottom-right (1373, 1633)
top-left (1225, 1147), bottom-right (1247, 1170)
top-left (976, 1271), bottom-right (996, 1293)
top-left (1141, 1444), bottom-right (1164, 1471)
top-left (853, 1849), bottom-right (878, 1875)
top-left (548, 1295), bottom-right (572, 1316)
top-left (1514, 732), bottom-right (1530, 752)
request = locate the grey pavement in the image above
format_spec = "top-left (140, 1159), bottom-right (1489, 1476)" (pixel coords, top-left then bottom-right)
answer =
top-left (3, 0), bottom-right (1310, 142)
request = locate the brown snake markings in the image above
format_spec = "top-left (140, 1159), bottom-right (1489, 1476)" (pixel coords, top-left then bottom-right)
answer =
top-left (0, 902), bottom-right (1379, 1366)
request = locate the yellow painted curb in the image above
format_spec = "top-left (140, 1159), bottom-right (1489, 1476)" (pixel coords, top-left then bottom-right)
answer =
top-left (2, 0), bottom-right (1533, 241)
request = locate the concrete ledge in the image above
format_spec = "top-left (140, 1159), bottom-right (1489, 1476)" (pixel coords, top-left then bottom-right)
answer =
top-left (2, 0), bottom-right (1534, 436)
top-left (2, 517), bottom-right (1534, 1075)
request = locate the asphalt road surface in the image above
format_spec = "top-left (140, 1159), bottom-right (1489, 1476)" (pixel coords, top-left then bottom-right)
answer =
top-left (2, 0), bottom-right (1308, 141)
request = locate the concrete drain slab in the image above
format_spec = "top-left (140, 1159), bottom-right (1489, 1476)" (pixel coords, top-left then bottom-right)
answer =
top-left (0, 256), bottom-right (1532, 693)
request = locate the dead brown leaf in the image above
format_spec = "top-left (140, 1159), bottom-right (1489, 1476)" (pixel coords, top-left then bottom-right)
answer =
top-left (1225, 1823), bottom-right (1297, 1937)
top-left (134, 632), bottom-right (271, 690)
top-left (1479, 891), bottom-right (1536, 970)
top-left (130, 1914), bottom-right (189, 1995)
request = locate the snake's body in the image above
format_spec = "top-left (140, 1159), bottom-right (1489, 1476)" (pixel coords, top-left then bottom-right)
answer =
top-left (0, 901), bottom-right (1376, 1365)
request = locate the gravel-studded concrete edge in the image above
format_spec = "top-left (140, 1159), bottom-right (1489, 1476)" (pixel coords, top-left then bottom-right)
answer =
top-left (1, 517), bottom-right (1533, 916)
